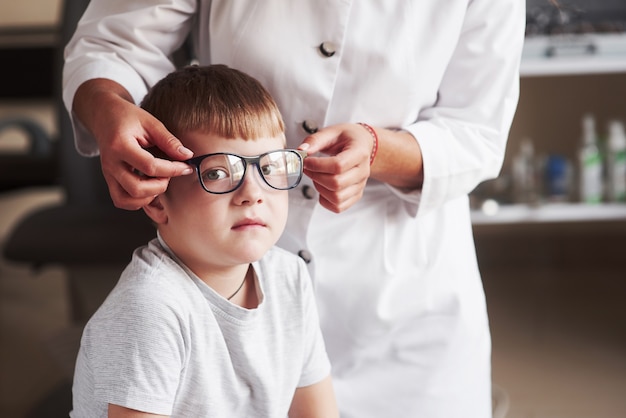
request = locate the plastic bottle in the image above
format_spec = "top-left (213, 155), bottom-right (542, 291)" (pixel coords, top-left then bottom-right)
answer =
top-left (544, 154), bottom-right (571, 202)
top-left (512, 138), bottom-right (537, 204)
top-left (578, 114), bottom-right (603, 204)
top-left (606, 120), bottom-right (626, 202)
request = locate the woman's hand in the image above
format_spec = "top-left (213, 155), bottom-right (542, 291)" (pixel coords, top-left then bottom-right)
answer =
top-left (298, 123), bottom-right (372, 213)
top-left (299, 123), bottom-right (423, 213)
top-left (73, 79), bottom-right (194, 210)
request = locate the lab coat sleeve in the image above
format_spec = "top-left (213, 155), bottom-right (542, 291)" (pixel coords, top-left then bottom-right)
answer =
top-left (62, 0), bottom-right (197, 156)
top-left (399, 0), bottom-right (525, 218)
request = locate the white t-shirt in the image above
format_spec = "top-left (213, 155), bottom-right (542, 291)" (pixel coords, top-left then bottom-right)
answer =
top-left (70, 237), bottom-right (330, 417)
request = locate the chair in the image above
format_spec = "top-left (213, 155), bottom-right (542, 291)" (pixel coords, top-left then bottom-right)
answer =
top-left (0, 117), bottom-right (58, 192)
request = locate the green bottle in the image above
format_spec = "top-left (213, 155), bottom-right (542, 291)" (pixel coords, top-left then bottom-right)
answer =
top-left (607, 120), bottom-right (626, 202)
top-left (578, 114), bottom-right (603, 204)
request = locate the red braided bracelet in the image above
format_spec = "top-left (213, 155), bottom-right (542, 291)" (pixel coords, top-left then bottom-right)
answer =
top-left (358, 122), bottom-right (379, 165)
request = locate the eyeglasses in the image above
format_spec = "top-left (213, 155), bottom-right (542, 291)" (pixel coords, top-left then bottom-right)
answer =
top-left (185, 149), bottom-right (307, 194)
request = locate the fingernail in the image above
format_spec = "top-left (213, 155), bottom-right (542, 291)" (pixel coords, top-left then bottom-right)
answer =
top-left (182, 167), bottom-right (193, 175)
top-left (178, 146), bottom-right (193, 157)
top-left (298, 143), bottom-right (310, 151)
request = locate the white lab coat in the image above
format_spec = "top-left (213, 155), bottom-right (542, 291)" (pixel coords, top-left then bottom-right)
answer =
top-left (64, 1), bottom-right (525, 416)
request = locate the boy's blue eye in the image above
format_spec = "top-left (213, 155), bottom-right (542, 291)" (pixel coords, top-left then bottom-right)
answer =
top-left (260, 162), bottom-right (279, 176)
top-left (202, 168), bottom-right (229, 182)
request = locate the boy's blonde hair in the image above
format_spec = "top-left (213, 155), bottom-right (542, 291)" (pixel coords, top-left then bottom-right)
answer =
top-left (141, 64), bottom-right (285, 140)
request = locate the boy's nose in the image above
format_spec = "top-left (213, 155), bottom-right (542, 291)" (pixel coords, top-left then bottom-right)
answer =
top-left (234, 166), bottom-right (264, 205)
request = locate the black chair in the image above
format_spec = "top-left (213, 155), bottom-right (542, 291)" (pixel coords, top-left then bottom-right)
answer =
top-left (0, 117), bottom-right (58, 192)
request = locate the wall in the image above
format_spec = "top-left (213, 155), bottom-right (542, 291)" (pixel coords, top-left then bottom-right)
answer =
top-left (0, 0), bottom-right (61, 27)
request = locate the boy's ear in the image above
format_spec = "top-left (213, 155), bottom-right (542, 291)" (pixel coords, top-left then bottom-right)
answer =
top-left (142, 195), bottom-right (168, 224)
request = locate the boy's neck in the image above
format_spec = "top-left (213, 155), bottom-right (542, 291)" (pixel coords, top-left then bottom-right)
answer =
top-left (157, 233), bottom-right (259, 307)
top-left (184, 260), bottom-right (260, 308)
top-left (228, 265), bottom-right (260, 309)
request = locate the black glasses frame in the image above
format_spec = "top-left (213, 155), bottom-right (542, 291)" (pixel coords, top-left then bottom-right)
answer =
top-left (185, 149), bottom-right (307, 194)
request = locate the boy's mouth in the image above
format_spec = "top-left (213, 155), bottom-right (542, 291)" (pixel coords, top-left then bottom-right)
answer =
top-left (232, 217), bottom-right (266, 229)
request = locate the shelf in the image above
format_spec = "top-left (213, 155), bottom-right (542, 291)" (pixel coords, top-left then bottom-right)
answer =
top-left (0, 26), bottom-right (58, 48)
top-left (471, 202), bottom-right (626, 225)
top-left (521, 57), bottom-right (626, 77)
top-left (521, 34), bottom-right (626, 77)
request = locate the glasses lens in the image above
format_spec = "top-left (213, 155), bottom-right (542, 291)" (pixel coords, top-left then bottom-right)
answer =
top-left (259, 150), bottom-right (303, 190)
top-left (198, 154), bottom-right (245, 193)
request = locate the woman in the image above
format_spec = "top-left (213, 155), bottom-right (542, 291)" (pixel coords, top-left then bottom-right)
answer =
top-left (63, 1), bottom-right (525, 416)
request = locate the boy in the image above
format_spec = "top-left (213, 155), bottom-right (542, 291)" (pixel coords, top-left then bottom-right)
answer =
top-left (70, 65), bottom-right (338, 418)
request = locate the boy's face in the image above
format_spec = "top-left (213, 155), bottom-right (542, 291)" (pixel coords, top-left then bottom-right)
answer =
top-left (146, 130), bottom-right (289, 276)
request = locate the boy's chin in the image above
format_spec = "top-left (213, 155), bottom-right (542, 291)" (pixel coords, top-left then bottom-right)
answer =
top-left (234, 244), bottom-right (274, 265)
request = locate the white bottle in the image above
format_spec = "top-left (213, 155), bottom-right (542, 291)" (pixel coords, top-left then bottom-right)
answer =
top-left (578, 114), bottom-right (603, 204)
top-left (512, 138), bottom-right (537, 204)
top-left (606, 120), bottom-right (626, 202)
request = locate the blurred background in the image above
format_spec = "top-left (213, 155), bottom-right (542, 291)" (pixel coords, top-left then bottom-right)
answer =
top-left (1, 1), bottom-right (625, 417)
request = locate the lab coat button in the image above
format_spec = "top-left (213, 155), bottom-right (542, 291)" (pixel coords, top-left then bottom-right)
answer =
top-left (302, 120), bottom-right (318, 134)
top-left (319, 42), bottom-right (336, 57)
top-left (298, 249), bottom-right (312, 264)
top-left (302, 185), bottom-right (316, 200)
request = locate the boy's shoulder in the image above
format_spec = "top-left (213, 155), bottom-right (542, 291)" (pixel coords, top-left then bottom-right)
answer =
top-left (114, 239), bottom-right (198, 302)
top-left (255, 246), bottom-right (312, 296)
top-left (88, 239), bottom-right (204, 328)
top-left (260, 246), bottom-right (307, 271)
top-left (132, 237), bottom-right (179, 267)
